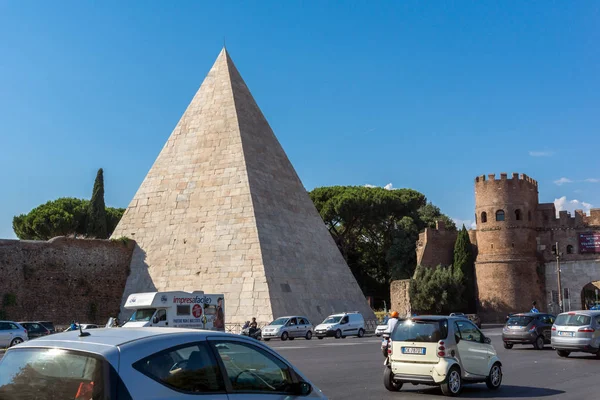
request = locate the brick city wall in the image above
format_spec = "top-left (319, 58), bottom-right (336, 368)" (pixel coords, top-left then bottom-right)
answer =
top-left (416, 222), bottom-right (458, 268)
top-left (0, 237), bottom-right (134, 325)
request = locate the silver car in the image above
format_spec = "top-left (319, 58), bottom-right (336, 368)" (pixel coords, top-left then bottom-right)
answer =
top-left (0, 327), bottom-right (327, 399)
top-left (262, 316), bottom-right (314, 341)
top-left (0, 321), bottom-right (28, 348)
top-left (551, 310), bottom-right (600, 357)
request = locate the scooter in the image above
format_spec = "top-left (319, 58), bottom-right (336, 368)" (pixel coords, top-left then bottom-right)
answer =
top-left (381, 333), bottom-right (390, 358)
top-left (240, 321), bottom-right (262, 340)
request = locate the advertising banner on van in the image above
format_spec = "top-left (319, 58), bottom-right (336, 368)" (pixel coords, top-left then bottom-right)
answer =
top-left (579, 232), bottom-right (600, 254)
top-left (202, 294), bottom-right (225, 331)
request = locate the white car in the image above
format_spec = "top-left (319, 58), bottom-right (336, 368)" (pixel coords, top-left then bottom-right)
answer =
top-left (384, 315), bottom-right (502, 396)
top-left (0, 327), bottom-right (327, 399)
top-left (315, 312), bottom-right (365, 339)
top-left (0, 321), bottom-right (28, 348)
top-left (262, 316), bottom-right (314, 341)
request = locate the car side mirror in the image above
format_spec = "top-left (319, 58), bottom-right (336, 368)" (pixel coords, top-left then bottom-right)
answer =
top-left (152, 316), bottom-right (159, 324)
top-left (455, 334), bottom-right (460, 343)
top-left (484, 336), bottom-right (491, 344)
top-left (294, 381), bottom-right (312, 396)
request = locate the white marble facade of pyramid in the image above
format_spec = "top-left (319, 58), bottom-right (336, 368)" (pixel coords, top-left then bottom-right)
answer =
top-left (112, 48), bottom-right (375, 324)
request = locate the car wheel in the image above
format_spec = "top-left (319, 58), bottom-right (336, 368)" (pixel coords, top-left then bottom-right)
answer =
top-left (503, 342), bottom-right (513, 349)
top-left (10, 338), bottom-right (23, 347)
top-left (557, 350), bottom-right (570, 358)
top-left (534, 336), bottom-right (545, 350)
top-left (281, 332), bottom-right (289, 341)
top-left (358, 328), bottom-right (365, 338)
top-left (485, 363), bottom-right (502, 390)
top-left (440, 366), bottom-right (462, 396)
top-left (263, 338), bottom-right (270, 341)
top-left (289, 337), bottom-right (295, 340)
top-left (383, 367), bottom-right (403, 391)
top-left (305, 330), bottom-right (312, 340)
top-left (335, 329), bottom-right (342, 339)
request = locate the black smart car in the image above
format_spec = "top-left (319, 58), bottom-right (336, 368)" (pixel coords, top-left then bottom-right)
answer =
top-left (18, 322), bottom-right (51, 339)
top-left (502, 313), bottom-right (556, 350)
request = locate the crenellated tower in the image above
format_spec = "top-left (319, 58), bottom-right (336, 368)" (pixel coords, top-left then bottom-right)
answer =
top-left (474, 173), bottom-right (545, 321)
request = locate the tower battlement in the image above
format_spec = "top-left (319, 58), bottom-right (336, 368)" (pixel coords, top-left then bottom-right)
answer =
top-left (475, 172), bottom-right (538, 188)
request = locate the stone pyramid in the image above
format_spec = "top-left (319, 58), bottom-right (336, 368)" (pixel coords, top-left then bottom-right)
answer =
top-left (112, 48), bottom-right (374, 324)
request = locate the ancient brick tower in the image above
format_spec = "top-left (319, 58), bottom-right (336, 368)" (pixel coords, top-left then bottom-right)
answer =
top-left (474, 173), bottom-right (545, 321)
top-left (112, 48), bottom-right (374, 324)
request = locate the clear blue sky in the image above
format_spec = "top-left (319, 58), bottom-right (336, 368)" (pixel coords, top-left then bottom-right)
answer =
top-left (1, 1), bottom-right (599, 239)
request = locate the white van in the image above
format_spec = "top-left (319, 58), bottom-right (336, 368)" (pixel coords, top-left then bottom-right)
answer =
top-left (314, 312), bottom-right (365, 339)
top-left (122, 291), bottom-right (225, 331)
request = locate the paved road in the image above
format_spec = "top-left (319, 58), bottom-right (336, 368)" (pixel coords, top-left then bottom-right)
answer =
top-left (267, 327), bottom-right (600, 399)
top-left (2, 328), bottom-right (599, 398)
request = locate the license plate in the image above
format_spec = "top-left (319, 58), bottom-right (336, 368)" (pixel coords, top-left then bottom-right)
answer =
top-left (402, 347), bottom-right (426, 355)
top-left (558, 331), bottom-right (574, 337)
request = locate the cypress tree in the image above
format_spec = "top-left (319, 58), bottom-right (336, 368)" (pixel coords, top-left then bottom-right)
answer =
top-left (87, 168), bottom-right (108, 238)
top-left (453, 225), bottom-right (476, 312)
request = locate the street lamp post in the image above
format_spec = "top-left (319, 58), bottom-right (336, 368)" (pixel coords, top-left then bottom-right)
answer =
top-left (556, 241), bottom-right (563, 313)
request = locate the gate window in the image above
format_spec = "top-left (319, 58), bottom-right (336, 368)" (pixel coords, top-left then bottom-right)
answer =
top-left (567, 245), bottom-right (574, 254)
top-left (515, 209), bottom-right (522, 220)
top-left (481, 212), bottom-right (487, 223)
top-left (496, 210), bottom-right (505, 221)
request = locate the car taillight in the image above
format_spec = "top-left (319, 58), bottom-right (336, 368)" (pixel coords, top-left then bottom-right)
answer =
top-left (75, 382), bottom-right (94, 399)
top-left (552, 326), bottom-right (556, 331)
top-left (578, 327), bottom-right (595, 333)
top-left (437, 340), bottom-right (445, 357)
top-left (388, 340), bottom-right (393, 355)
top-left (529, 325), bottom-right (536, 332)
top-left (24, 329), bottom-right (27, 335)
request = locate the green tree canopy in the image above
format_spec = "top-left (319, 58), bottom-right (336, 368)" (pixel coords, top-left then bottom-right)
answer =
top-left (409, 265), bottom-right (466, 314)
top-left (87, 168), bottom-right (108, 238)
top-left (453, 225), bottom-right (477, 312)
top-left (309, 185), bottom-right (456, 305)
top-left (12, 198), bottom-right (124, 240)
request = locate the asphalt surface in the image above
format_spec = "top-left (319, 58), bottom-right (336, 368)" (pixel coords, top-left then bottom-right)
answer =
top-left (267, 327), bottom-right (600, 399)
top-left (2, 327), bottom-right (599, 399)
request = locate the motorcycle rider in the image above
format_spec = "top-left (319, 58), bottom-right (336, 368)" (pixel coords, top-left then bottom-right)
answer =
top-left (385, 311), bottom-right (400, 334)
top-left (249, 317), bottom-right (258, 337)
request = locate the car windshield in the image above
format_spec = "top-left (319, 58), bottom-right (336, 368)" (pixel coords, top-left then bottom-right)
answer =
top-left (129, 308), bottom-right (156, 322)
top-left (555, 314), bottom-right (592, 326)
top-left (0, 348), bottom-right (105, 399)
top-left (269, 318), bottom-right (288, 326)
top-left (392, 319), bottom-right (448, 342)
top-left (506, 316), bottom-right (533, 326)
top-left (322, 316), bottom-right (342, 324)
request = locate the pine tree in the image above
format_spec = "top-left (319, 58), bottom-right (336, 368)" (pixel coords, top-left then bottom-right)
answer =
top-left (87, 168), bottom-right (108, 238)
top-left (453, 225), bottom-right (476, 312)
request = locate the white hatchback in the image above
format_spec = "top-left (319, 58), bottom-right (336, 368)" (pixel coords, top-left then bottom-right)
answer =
top-left (384, 316), bottom-right (502, 396)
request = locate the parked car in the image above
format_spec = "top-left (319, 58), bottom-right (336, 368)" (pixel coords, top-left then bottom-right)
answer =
top-left (18, 322), bottom-right (51, 339)
top-left (376, 315), bottom-right (390, 337)
top-left (261, 316), bottom-right (314, 341)
top-left (0, 327), bottom-right (327, 399)
top-left (36, 321), bottom-right (56, 334)
top-left (384, 315), bottom-right (502, 396)
top-left (502, 313), bottom-right (555, 350)
top-left (551, 310), bottom-right (600, 358)
top-left (315, 312), bottom-right (365, 339)
top-left (0, 321), bottom-right (28, 348)
top-left (64, 323), bottom-right (99, 332)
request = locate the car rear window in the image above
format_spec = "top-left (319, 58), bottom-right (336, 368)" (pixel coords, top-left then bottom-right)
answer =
top-left (506, 316), bottom-right (533, 326)
top-left (391, 319), bottom-right (448, 342)
top-left (555, 314), bottom-right (592, 326)
top-left (0, 348), bottom-right (106, 399)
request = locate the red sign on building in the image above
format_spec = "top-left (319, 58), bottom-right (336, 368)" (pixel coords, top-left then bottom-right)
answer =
top-left (579, 232), bottom-right (600, 254)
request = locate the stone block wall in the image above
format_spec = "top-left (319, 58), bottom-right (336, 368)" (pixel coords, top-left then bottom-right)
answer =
top-left (390, 280), bottom-right (411, 317)
top-left (0, 237), bottom-right (134, 325)
top-left (416, 223), bottom-right (457, 268)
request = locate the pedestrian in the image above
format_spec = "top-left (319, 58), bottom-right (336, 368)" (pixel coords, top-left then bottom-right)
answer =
top-left (70, 320), bottom-right (78, 331)
top-left (530, 301), bottom-right (539, 313)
